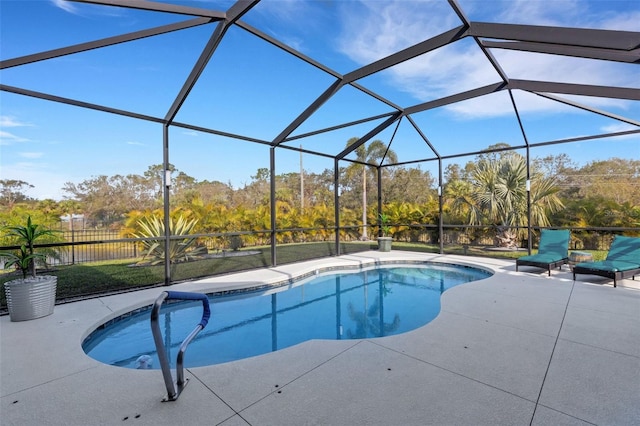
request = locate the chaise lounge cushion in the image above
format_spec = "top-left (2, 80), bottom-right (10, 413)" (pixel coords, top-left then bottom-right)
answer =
top-left (518, 253), bottom-right (565, 263)
top-left (574, 260), bottom-right (640, 273)
top-left (572, 235), bottom-right (640, 287)
top-left (603, 235), bottom-right (640, 264)
top-left (516, 229), bottom-right (570, 275)
top-left (535, 229), bottom-right (570, 258)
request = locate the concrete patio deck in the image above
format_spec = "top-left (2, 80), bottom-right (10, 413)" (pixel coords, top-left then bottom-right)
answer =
top-left (1, 251), bottom-right (639, 426)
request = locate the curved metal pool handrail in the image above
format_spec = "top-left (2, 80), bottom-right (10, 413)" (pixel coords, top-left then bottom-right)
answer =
top-left (150, 291), bottom-right (210, 402)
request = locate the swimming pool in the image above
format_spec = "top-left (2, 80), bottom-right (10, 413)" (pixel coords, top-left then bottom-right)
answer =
top-left (83, 262), bottom-right (491, 369)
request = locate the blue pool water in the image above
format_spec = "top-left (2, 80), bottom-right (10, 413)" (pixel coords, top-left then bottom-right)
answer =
top-left (83, 263), bottom-right (491, 369)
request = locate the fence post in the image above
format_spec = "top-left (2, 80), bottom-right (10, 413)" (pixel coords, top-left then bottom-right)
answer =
top-left (71, 224), bottom-right (76, 265)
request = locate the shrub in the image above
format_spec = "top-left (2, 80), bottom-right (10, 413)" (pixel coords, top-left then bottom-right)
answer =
top-left (133, 215), bottom-right (206, 265)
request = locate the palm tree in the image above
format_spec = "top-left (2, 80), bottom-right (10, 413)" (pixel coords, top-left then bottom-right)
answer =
top-left (344, 137), bottom-right (398, 240)
top-left (444, 179), bottom-right (476, 224)
top-left (468, 151), bottom-right (563, 248)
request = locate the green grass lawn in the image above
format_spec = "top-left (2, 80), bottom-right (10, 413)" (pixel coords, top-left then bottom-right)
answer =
top-left (0, 242), bottom-right (608, 312)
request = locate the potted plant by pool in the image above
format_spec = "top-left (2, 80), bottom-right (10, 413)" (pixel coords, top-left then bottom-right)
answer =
top-left (1, 217), bottom-right (60, 321)
top-left (377, 213), bottom-right (393, 252)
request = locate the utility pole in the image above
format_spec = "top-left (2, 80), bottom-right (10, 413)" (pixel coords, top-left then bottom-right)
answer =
top-left (300, 145), bottom-right (304, 211)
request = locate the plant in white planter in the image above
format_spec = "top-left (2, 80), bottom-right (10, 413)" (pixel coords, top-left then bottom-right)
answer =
top-left (2, 217), bottom-right (60, 321)
top-left (377, 213), bottom-right (393, 252)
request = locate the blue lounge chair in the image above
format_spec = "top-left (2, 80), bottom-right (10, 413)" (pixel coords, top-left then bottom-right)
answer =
top-left (516, 229), bottom-right (570, 276)
top-left (573, 235), bottom-right (640, 288)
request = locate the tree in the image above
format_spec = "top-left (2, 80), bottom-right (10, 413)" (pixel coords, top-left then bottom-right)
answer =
top-left (383, 167), bottom-right (436, 205)
top-left (62, 176), bottom-right (119, 226)
top-left (233, 168), bottom-right (270, 209)
top-left (193, 180), bottom-right (233, 206)
top-left (61, 164), bottom-right (200, 227)
top-left (63, 175), bottom-right (151, 227)
top-left (569, 158), bottom-right (640, 206)
top-left (143, 164), bottom-right (172, 200)
top-left (0, 179), bottom-right (35, 209)
top-left (344, 137), bottom-right (398, 240)
top-left (55, 199), bottom-right (84, 230)
top-left (468, 151), bottom-right (563, 248)
top-left (444, 163), bottom-right (473, 183)
top-left (444, 179), bottom-right (475, 224)
top-left (170, 171), bottom-right (199, 207)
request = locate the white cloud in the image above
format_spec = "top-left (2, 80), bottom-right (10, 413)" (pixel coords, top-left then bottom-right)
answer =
top-left (49, 0), bottom-right (125, 18)
top-left (336, 0), bottom-right (638, 119)
top-left (598, 123), bottom-right (640, 141)
top-left (386, 42), bottom-right (500, 102)
top-left (338, 0), bottom-right (457, 64)
top-left (601, 123), bottom-right (638, 133)
top-left (19, 152), bottom-right (45, 159)
top-left (445, 92), bottom-right (518, 119)
top-left (250, 0), bottom-right (332, 55)
top-left (0, 130), bottom-right (29, 143)
top-left (496, 0), bottom-right (582, 26)
top-left (126, 141), bottom-right (145, 146)
top-left (0, 115), bottom-right (33, 128)
top-left (0, 116), bottom-right (33, 144)
top-left (50, 0), bottom-right (79, 14)
top-left (598, 11), bottom-right (640, 31)
top-left (490, 49), bottom-right (633, 88)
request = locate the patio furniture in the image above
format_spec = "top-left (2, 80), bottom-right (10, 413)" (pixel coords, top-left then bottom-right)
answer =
top-left (568, 251), bottom-right (593, 271)
top-left (516, 229), bottom-right (570, 276)
top-left (573, 235), bottom-right (640, 288)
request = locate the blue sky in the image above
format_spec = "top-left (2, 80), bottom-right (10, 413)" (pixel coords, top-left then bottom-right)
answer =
top-left (1, 0), bottom-right (639, 200)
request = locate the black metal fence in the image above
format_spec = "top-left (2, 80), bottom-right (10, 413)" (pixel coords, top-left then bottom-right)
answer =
top-left (1, 225), bottom-right (637, 270)
top-left (57, 230), bottom-right (138, 265)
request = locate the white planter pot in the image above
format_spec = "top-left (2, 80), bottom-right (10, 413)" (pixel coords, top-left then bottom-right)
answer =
top-left (4, 275), bottom-right (57, 322)
top-left (377, 237), bottom-right (393, 252)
